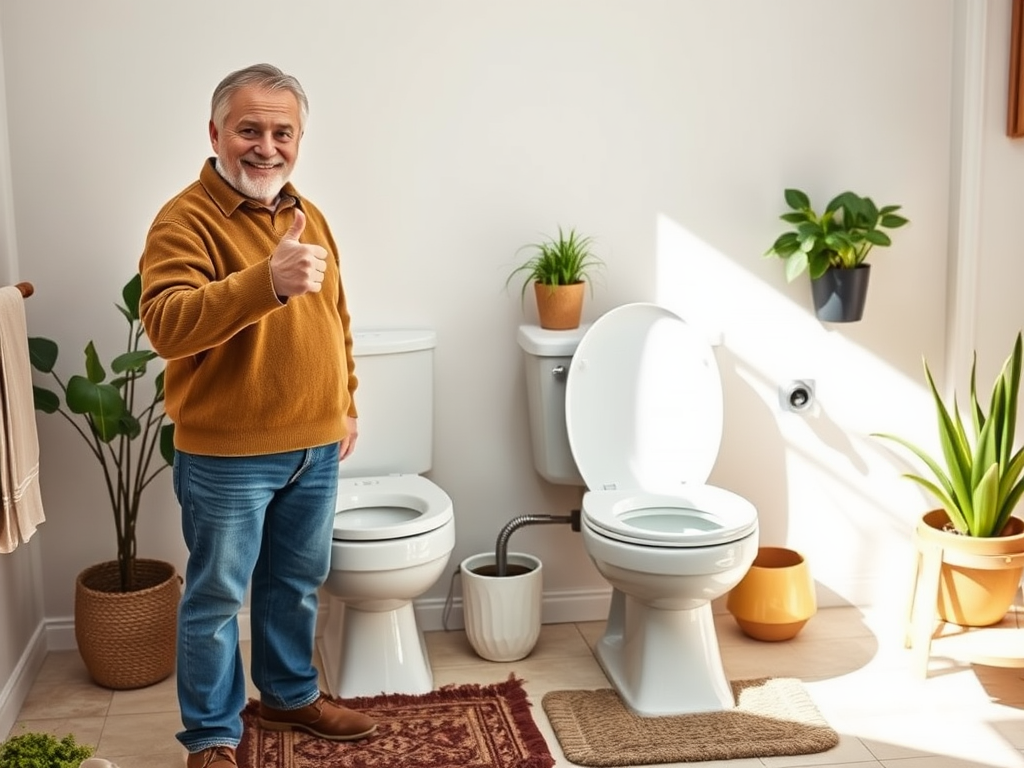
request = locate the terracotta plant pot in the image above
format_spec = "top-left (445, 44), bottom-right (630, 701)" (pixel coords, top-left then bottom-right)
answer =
top-left (726, 547), bottom-right (817, 642)
top-left (534, 282), bottom-right (585, 330)
top-left (916, 509), bottom-right (1024, 627)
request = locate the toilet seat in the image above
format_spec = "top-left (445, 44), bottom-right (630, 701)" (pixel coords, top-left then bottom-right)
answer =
top-left (582, 487), bottom-right (757, 548)
top-left (566, 303), bottom-right (756, 546)
top-left (334, 474), bottom-right (453, 541)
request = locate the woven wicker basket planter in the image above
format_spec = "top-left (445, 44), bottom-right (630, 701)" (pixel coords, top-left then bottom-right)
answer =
top-left (75, 558), bottom-right (181, 690)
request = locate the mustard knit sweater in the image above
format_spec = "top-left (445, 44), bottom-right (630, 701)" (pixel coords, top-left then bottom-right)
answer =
top-left (139, 159), bottom-right (357, 456)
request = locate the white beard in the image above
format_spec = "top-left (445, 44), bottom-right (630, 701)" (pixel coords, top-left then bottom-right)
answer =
top-left (215, 157), bottom-right (288, 204)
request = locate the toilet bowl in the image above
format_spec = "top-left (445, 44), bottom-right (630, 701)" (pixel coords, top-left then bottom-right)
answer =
top-left (318, 330), bottom-right (456, 698)
top-left (519, 303), bottom-right (759, 716)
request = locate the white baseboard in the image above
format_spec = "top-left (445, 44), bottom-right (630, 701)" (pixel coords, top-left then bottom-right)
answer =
top-left (0, 622), bottom-right (48, 740)
top-left (414, 585), bottom-right (614, 632)
top-left (40, 581), bottom-right (868, 656)
top-left (42, 616), bottom-right (76, 651)
top-left (39, 586), bottom-right (615, 661)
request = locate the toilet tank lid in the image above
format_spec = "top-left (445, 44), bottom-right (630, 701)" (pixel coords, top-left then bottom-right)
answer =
top-left (352, 329), bottom-right (436, 356)
top-left (517, 323), bottom-right (591, 356)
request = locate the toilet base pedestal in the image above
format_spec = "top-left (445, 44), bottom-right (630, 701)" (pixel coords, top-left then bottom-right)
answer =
top-left (596, 588), bottom-right (733, 716)
top-left (319, 596), bottom-right (433, 698)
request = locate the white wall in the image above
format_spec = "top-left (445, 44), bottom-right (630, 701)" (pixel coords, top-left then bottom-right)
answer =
top-left (974, 2), bottom-right (1024, 369)
top-left (5, 0), bottom-right (1023, 721)
top-left (0, 16), bottom-right (46, 735)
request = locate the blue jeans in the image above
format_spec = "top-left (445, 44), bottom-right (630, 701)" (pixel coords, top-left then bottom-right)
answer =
top-left (172, 444), bottom-right (339, 751)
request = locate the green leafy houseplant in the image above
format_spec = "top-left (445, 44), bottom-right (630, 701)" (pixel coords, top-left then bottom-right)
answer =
top-left (28, 273), bottom-right (175, 592)
top-left (764, 188), bottom-right (909, 282)
top-left (0, 730), bottom-right (94, 768)
top-left (505, 225), bottom-right (604, 300)
top-left (873, 332), bottom-right (1024, 538)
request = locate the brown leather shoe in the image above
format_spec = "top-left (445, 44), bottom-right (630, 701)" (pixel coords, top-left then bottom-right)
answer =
top-left (258, 692), bottom-right (377, 741)
top-left (185, 746), bottom-right (236, 768)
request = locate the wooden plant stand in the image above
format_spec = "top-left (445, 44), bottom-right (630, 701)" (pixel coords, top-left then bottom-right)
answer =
top-left (905, 531), bottom-right (1024, 677)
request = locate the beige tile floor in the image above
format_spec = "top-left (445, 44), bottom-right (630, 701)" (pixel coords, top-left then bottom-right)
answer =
top-left (7, 604), bottom-right (1024, 768)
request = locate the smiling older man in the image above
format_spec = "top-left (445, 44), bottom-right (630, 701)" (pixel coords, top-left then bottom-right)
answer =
top-left (139, 64), bottom-right (376, 768)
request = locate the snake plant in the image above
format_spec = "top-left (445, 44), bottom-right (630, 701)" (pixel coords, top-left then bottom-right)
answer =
top-left (874, 332), bottom-right (1024, 537)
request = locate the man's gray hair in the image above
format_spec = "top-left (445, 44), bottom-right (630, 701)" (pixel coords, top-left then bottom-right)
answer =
top-left (211, 63), bottom-right (309, 130)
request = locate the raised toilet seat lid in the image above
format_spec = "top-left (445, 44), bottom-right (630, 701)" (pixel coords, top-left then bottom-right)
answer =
top-left (566, 303), bottom-right (757, 546)
top-left (334, 474), bottom-right (453, 541)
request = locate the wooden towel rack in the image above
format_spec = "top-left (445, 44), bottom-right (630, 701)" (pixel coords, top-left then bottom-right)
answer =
top-left (14, 282), bottom-right (33, 298)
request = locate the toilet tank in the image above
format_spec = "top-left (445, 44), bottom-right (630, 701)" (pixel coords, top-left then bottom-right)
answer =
top-left (340, 329), bottom-right (436, 478)
top-left (517, 324), bottom-right (588, 485)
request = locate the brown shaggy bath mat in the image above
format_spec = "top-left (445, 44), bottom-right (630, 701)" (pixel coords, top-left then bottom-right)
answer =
top-left (542, 677), bottom-right (839, 765)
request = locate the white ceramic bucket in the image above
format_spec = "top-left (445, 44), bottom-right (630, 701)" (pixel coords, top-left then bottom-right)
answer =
top-left (460, 552), bottom-right (542, 662)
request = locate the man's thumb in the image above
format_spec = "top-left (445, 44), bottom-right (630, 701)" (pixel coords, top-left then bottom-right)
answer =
top-left (284, 208), bottom-right (306, 241)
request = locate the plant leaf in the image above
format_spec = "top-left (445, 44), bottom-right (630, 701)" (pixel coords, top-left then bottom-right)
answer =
top-left (972, 462), bottom-right (1001, 537)
top-left (783, 188), bottom-right (809, 210)
top-left (32, 385), bottom-right (59, 414)
top-left (784, 251), bottom-right (809, 281)
top-left (160, 423), bottom-right (176, 465)
top-left (83, 341), bottom-right (106, 385)
top-left (122, 272), bottom-right (142, 321)
top-left (112, 349), bottom-right (156, 375)
top-left (27, 337), bottom-right (57, 373)
top-left (65, 376), bottom-right (125, 442)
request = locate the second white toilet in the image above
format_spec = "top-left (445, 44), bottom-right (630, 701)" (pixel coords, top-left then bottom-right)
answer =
top-left (519, 303), bottom-right (759, 716)
top-left (318, 329), bottom-right (455, 698)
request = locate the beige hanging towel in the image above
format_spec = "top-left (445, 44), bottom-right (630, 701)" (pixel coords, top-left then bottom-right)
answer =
top-left (0, 285), bottom-right (45, 552)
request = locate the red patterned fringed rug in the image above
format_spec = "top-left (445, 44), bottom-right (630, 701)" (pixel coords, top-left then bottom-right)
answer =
top-left (237, 675), bottom-right (554, 768)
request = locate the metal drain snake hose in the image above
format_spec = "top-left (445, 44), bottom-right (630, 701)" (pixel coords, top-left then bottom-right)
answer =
top-left (495, 510), bottom-right (580, 576)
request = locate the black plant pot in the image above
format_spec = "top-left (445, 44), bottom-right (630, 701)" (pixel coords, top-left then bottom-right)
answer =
top-left (809, 264), bottom-right (871, 323)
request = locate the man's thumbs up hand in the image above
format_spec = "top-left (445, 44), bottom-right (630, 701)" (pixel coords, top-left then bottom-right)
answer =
top-left (283, 208), bottom-right (307, 242)
top-left (270, 209), bottom-right (328, 297)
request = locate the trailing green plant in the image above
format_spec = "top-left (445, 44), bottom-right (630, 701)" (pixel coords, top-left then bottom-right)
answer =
top-left (505, 226), bottom-right (604, 301)
top-left (28, 273), bottom-right (175, 592)
top-left (764, 188), bottom-right (909, 282)
top-left (873, 332), bottom-right (1024, 538)
top-left (0, 730), bottom-right (94, 768)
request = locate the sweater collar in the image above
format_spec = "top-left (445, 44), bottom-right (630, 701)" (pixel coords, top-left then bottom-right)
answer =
top-left (200, 158), bottom-right (301, 216)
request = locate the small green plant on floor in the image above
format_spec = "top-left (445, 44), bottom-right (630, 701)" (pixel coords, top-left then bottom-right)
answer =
top-left (0, 730), bottom-right (94, 768)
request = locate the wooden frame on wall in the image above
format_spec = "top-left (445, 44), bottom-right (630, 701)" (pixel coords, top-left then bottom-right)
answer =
top-left (1010, 0), bottom-right (1024, 137)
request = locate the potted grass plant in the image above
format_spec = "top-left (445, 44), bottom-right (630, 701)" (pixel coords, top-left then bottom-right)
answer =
top-left (28, 273), bottom-right (180, 689)
top-left (506, 226), bottom-right (604, 330)
top-left (764, 188), bottom-right (909, 322)
top-left (873, 331), bottom-right (1024, 626)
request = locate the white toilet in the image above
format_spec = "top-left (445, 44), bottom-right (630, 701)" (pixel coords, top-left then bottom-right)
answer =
top-left (518, 303), bottom-right (759, 716)
top-left (319, 329), bottom-right (455, 698)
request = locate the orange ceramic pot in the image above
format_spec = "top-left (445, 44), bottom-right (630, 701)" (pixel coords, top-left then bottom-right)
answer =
top-left (726, 547), bottom-right (816, 642)
top-left (916, 509), bottom-right (1024, 627)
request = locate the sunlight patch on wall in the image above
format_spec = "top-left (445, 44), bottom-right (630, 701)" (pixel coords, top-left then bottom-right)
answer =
top-left (653, 212), bottom-right (941, 607)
